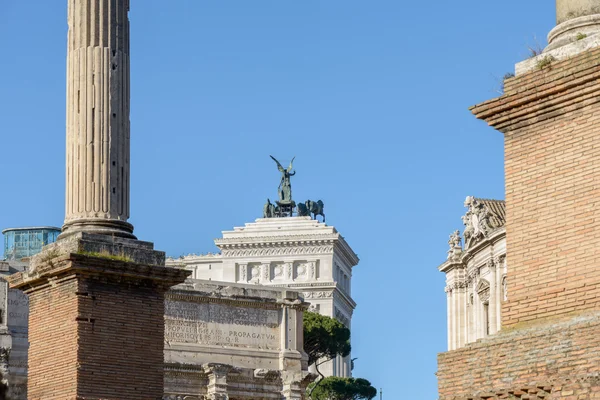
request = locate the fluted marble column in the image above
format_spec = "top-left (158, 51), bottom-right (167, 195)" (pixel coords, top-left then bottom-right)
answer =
top-left (61, 0), bottom-right (135, 238)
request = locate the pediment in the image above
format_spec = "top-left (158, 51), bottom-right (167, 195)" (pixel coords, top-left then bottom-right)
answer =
top-left (476, 279), bottom-right (490, 294)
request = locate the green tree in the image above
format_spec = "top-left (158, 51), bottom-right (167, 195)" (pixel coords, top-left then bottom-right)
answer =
top-left (303, 311), bottom-right (351, 397)
top-left (304, 311), bottom-right (351, 372)
top-left (308, 377), bottom-right (377, 400)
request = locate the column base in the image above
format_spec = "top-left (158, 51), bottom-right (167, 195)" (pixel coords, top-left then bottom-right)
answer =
top-left (60, 218), bottom-right (136, 240)
top-left (546, 14), bottom-right (600, 51)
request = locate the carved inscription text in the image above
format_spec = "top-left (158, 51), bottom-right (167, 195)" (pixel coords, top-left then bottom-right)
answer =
top-left (165, 301), bottom-right (280, 350)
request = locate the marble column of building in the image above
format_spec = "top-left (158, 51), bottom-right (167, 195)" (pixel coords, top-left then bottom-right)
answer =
top-left (61, 0), bottom-right (135, 239)
top-left (546, 0), bottom-right (600, 51)
top-left (7, 1), bottom-right (191, 399)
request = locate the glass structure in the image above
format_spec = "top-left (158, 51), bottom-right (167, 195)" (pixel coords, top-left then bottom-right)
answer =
top-left (2, 227), bottom-right (61, 260)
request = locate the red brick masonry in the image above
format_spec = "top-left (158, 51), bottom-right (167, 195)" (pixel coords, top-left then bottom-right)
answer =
top-left (438, 42), bottom-right (600, 399)
top-left (9, 243), bottom-right (190, 400)
top-left (438, 311), bottom-right (600, 399)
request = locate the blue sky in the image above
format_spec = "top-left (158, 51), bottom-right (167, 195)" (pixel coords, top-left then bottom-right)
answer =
top-left (0, 1), bottom-right (555, 398)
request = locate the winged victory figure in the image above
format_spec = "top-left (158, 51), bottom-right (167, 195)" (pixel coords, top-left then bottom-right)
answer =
top-left (270, 155), bottom-right (295, 203)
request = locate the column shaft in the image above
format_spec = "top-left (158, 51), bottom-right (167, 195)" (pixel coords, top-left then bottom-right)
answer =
top-left (63, 0), bottom-right (134, 238)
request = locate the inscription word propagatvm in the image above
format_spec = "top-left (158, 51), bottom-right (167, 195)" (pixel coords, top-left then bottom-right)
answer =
top-left (165, 301), bottom-right (280, 349)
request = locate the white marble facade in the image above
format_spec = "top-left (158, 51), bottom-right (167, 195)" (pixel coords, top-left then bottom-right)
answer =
top-left (0, 260), bottom-right (28, 399)
top-left (167, 216), bottom-right (359, 378)
top-left (438, 197), bottom-right (507, 351)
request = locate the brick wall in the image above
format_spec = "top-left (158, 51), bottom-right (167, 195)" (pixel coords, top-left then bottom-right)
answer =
top-left (27, 277), bottom-right (79, 399)
top-left (473, 46), bottom-right (600, 327)
top-left (437, 312), bottom-right (600, 399)
top-left (438, 39), bottom-right (600, 399)
top-left (503, 103), bottom-right (600, 326)
top-left (26, 271), bottom-right (167, 400)
top-left (76, 279), bottom-right (166, 399)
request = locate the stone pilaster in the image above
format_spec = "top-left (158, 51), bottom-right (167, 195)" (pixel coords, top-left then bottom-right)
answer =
top-left (261, 262), bottom-right (271, 283)
top-left (238, 263), bottom-right (248, 283)
top-left (62, 0), bottom-right (134, 239)
top-left (203, 363), bottom-right (233, 400)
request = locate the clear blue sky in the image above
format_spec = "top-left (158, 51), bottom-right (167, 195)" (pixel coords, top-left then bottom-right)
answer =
top-left (0, 1), bottom-right (555, 398)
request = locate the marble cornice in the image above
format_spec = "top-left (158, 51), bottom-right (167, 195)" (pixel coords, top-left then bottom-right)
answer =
top-left (215, 234), bottom-right (359, 266)
top-left (333, 285), bottom-right (357, 309)
top-left (215, 234), bottom-right (338, 246)
top-left (459, 228), bottom-right (506, 265)
top-left (270, 282), bottom-right (357, 309)
top-left (167, 290), bottom-right (308, 311)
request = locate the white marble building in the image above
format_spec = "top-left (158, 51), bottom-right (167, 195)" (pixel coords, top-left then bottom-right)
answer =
top-left (438, 197), bottom-right (507, 351)
top-left (167, 216), bottom-right (359, 377)
top-left (0, 259), bottom-right (29, 399)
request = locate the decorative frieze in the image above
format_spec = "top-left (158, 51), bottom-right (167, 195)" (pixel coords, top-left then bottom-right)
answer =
top-left (221, 245), bottom-right (334, 258)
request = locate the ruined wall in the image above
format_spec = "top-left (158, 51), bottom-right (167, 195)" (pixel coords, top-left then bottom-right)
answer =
top-left (27, 278), bottom-right (79, 399)
top-left (76, 279), bottom-right (166, 399)
top-left (501, 47), bottom-right (600, 327)
top-left (438, 312), bottom-right (600, 399)
top-left (437, 32), bottom-right (600, 400)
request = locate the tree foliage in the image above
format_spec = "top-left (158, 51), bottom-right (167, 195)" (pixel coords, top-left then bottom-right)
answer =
top-left (308, 377), bottom-right (377, 400)
top-left (303, 311), bottom-right (351, 366)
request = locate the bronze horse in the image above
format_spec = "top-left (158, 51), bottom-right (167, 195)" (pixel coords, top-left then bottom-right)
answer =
top-left (304, 200), bottom-right (325, 222)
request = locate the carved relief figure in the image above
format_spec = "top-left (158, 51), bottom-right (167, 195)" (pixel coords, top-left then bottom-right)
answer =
top-left (462, 196), bottom-right (501, 247)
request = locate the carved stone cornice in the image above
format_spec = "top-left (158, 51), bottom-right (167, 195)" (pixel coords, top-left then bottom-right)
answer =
top-left (270, 282), bottom-right (357, 309)
top-left (215, 233), bottom-right (359, 267)
top-left (219, 243), bottom-right (335, 259)
top-left (167, 291), bottom-right (282, 311)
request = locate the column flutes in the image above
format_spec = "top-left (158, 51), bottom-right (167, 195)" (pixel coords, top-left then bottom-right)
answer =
top-left (62, 0), bottom-right (135, 238)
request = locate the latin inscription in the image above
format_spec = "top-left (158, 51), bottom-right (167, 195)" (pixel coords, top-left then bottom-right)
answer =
top-left (164, 301), bottom-right (280, 350)
top-left (7, 290), bottom-right (28, 327)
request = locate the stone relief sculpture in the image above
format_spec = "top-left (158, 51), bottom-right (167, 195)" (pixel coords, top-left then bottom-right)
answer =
top-left (462, 196), bottom-right (501, 247)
